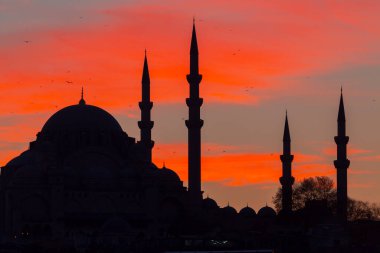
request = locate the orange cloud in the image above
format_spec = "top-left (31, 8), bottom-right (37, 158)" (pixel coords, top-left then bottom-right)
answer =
top-left (3, 0), bottom-right (379, 114)
top-left (153, 143), bottom-right (332, 186)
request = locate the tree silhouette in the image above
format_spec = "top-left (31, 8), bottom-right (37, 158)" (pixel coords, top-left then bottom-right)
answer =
top-left (273, 176), bottom-right (336, 211)
top-left (273, 176), bottom-right (380, 221)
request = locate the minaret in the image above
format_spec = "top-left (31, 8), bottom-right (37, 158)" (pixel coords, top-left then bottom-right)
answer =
top-left (138, 51), bottom-right (154, 163)
top-left (280, 111), bottom-right (294, 213)
top-left (334, 88), bottom-right (350, 222)
top-left (185, 20), bottom-right (203, 201)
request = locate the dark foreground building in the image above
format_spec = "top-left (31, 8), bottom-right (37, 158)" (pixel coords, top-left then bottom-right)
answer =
top-left (0, 23), bottom-right (379, 253)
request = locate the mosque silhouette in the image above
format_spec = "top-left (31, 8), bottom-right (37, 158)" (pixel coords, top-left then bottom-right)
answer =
top-left (0, 22), bottom-right (373, 253)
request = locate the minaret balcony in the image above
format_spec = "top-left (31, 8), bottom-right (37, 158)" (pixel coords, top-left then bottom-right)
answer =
top-left (186, 98), bottom-right (203, 107)
top-left (280, 154), bottom-right (294, 162)
top-left (139, 102), bottom-right (153, 110)
top-left (186, 74), bottom-right (202, 84)
top-left (334, 159), bottom-right (350, 169)
top-left (334, 136), bottom-right (349, 144)
top-left (138, 121), bottom-right (154, 130)
top-left (280, 176), bottom-right (295, 186)
top-left (185, 119), bottom-right (204, 129)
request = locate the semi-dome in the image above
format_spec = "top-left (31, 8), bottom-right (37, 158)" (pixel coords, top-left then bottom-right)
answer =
top-left (257, 206), bottom-right (276, 218)
top-left (41, 102), bottom-right (123, 136)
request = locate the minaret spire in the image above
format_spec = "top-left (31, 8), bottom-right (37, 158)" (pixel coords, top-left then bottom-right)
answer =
top-left (79, 86), bottom-right (86, 105)
top-left (280, 111), bottom-right (294, 213)
top-left (190, 21), bottom-right (199, 76)
top-left (338, 87), bottom-right (346, 133)
top-left (138, 51), bottom-right (154, 163)
top-left (283, 110), bottom-right (290, 143)
top-left (186, 20), bottom-right (203, 203)
top-left (334, 87), bottom-right (350, 222)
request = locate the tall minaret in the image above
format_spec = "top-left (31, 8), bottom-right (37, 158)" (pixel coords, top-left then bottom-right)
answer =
top-left (280, 111), bottom-right (294, 213)
top-left (334, 88), bottom-right (350, 222)
top-left (138, 51), bottom-right (154, 163)
top-left (185, 20), bottom-right (203, 200)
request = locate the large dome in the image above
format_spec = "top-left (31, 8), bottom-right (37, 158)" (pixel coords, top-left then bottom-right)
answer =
top-left (41, 102), bottom-right (123, 136)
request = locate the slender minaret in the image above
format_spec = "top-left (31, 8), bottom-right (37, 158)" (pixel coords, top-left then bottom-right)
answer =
top-left (334, 88), bottom-right (350, 222)
top-left (280, 111), bottom-right (294, 213)
top-left (138, 51), bottom-right (154, 163)
top-left (185, 21), bottom-right (203, 201)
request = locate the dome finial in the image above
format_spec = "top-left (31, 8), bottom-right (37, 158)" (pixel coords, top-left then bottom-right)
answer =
top-left (79, 86), bottom-right (86, 105)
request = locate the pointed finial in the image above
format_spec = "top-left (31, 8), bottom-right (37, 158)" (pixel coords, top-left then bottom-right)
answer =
top-left (247, 203), bottom-right (249, 207)
top-left (189, 18), bottom-right (199, 75)
top-left (163, 161), bottom-right (166, 168)
top-left (227, 201), bottom-right (230, 207)
top-left (79, 86), bottom-right (86, 105)
top-left (193, 16), bottom-right (195, 25)
top-left (283, 110), bottom-right (290, 142)
top-left (145, 48), bottom-right (147, 56)
top-left (338, 86), bottom-right (346, 122)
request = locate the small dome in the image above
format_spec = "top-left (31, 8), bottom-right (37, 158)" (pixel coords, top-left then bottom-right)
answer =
top-left (157, 166), bottom-right (181, 182)
top-left (257, 206), bottom-right (276, 218)
top-left (221, 205), bottom-right (237, 216)
top-left (239, 206), bottom-right (256, 217)
top-left (202, 197), bottom-right (219, 210)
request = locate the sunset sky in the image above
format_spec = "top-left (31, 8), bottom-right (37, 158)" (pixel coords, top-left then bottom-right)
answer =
top-left (1, 0), bottom-right (380, 211)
